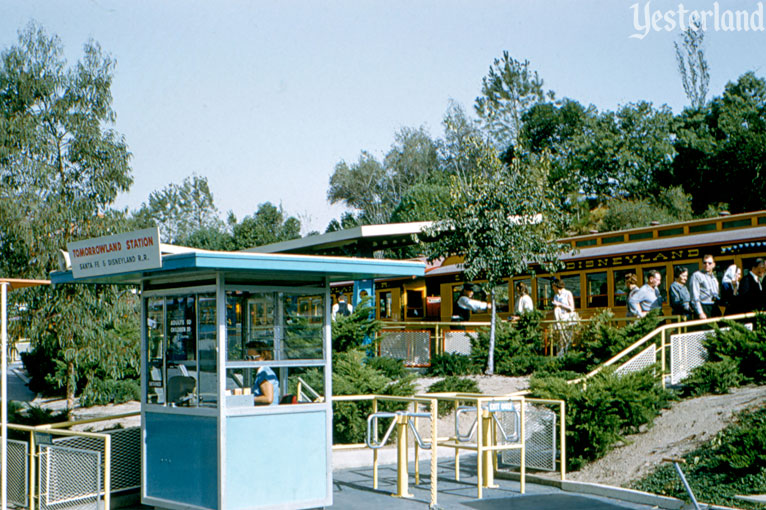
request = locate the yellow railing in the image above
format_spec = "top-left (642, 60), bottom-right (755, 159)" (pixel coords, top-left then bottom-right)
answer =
top-left (331, 392), bottom-right (567, 505)
top-left (570, 312), bottom-right (759, 386)
top-left (8, 411), bottom-right (140, 510)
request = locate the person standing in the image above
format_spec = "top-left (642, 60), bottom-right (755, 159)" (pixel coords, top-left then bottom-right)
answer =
top-left (551, 279), bottom-right (575, 321)
top-left (624, 273), bottom-right (641, 318)
top-left (690, 254), bottom-right (721, 319)
top-left (332, 295), bottom-right (353, 319)
top-left (669, 267), bottom-right (693, 319)
top-left (720, 264), bottom-right (742, 314)
top-left (628, 270), bottom-right (663, 318)
top-left (452, 284), bottom-right (491, 321)
top-left (513, 282), bottom-right (534, 316)
top-left (738, 258), bottom-right (766, 313)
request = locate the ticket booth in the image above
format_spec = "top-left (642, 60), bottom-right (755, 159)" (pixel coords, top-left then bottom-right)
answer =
top-left (52, 230), bottom-right (424, 510)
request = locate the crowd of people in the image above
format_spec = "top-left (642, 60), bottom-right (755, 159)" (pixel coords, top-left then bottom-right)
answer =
top-left (450, 254), bottom-right (766, 323)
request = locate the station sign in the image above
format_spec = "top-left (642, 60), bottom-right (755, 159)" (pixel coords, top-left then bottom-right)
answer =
top-left (68, 227), bottom-right (162, 279)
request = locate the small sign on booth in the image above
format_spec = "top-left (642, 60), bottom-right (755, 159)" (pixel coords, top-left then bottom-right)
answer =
top-left (67, 227), bottom-right (161, 279)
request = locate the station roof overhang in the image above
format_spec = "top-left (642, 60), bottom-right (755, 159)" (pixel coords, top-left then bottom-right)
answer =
top-left (242, 222), bottom-right (433, 257)
top-left (50, 250), bottom-right (425, 287)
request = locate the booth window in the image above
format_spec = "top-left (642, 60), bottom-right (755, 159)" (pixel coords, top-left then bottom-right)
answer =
top-left (225, 289), bottom-right (326, 407)
top-left (144, 292), bottom-right (217, 408)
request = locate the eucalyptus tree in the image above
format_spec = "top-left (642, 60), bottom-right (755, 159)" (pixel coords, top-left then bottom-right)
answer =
top-left (0, 23), bottom-right (136, 410)
top-left (675, 25), bottom-right (710, 110)
top-left (420, 133), bottom-right (568, 374)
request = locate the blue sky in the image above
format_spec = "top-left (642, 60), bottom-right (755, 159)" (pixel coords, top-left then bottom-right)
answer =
top-left (2, 0), bottom-right (765, 234)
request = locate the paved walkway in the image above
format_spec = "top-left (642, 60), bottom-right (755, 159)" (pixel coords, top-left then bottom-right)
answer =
top-left (330, 456), bottom-right (665, 510)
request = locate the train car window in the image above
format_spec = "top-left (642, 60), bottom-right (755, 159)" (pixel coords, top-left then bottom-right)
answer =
top-left (613, 268), bottom-right (637, 307)
top-left (560, 274), bottom-right (581, 309)
top-left (658, 227), bottom-right (684, 237)
top-left (586, 272), bottom-right (608, 308)
top-left (689, 223), bottom-right (717, 233)
top-left (602, 235), bottom-right (625, 245)
top-left (492, 283), bottom-right (509, 313)
top-left (378, 291), bottom-right (393, 319)
top-left (536, 276), bottom-right (555, 310)
top-left (405, 290), bottom-right (424, 319)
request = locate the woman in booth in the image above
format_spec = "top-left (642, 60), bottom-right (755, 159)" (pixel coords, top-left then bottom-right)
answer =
top-left (246, 341), bottom-right (280, 406)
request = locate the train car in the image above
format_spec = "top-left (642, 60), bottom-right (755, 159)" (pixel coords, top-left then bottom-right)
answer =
top-left (331, 210), bottom-right (766, 323)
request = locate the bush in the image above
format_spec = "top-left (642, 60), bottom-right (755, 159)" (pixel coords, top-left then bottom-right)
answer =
top-left (426, 353), bottom-right (479, 376)
top-left (79, 378), bottom-right (140, 407)
top-left (426, 376), bottom-right (481, 417)
top-left (327, 350), bottom-right (416, 445)
top-left (633, 406), bottom-right (766, 508)
top-left (680, 359), bottom-right (743, 397)
top-left (471, 311), bottom-right (550, 376)
top-left (332, 297), bottom-right (381, 353)
top-left (366, 356), bottom-right (408, 379)
top-left (531, 367), bottom-right (671, 470)
top-left (705, 315), bottom-right (766, 384)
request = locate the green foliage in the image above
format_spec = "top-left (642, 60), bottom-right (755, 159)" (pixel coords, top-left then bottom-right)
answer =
top-left (705, 316), bottom-right (766, 384)
top-left (328, 350), bottom-right (416, 445)
top-left (229, 201), bottom-right (301, 250)
top-left (79, 378), bottom-right (140, 407)
top-left (568, 309), bottom-right (662, 373)
top-left (474, 51), bottom-right (551, 150)
top-left (674, 26), bottom-right (710, 109)
top-left (328, 126), bottom-right (441, 225)
top-left (426, 353), bottom-right (480, 377)
top-left (531, 368), bottom-right (671, 470)
top-left (634, 406), bottom-right (766, 508)
top-left (366, 356), bottom-right (408, 380)
top-left (331, 298), bottom-right (380, 353)
top-left (680, 359), bottom-right (743, 397)
top-left (470, 311), bottom-right (550, 376)
top-left (132, 174), bottom-right (223, 244)
top-left (426, 376), bottom-right (481, 417)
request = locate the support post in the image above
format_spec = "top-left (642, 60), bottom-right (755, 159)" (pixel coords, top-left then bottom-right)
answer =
top-left (481, 408), bottom-right (496, 488)
top-left (372, 398), bottom-right (379, 490)
top-left (393, 414), bottom-right (413, 498)
top-left (2, 282), bottom-right (7, 510)
top-left (430, 398), bottom-right (437, 509)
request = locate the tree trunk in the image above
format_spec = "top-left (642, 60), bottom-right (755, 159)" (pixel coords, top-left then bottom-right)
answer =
top-left (486, 290), bottom-right (497, 375)
top-left (66, 360), bottom-right (75, 419)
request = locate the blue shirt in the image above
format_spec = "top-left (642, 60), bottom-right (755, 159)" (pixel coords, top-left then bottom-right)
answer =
top-left (252, 367), bottom-right (280, 406)
top-left (628, 284), bottom-right (662, 315)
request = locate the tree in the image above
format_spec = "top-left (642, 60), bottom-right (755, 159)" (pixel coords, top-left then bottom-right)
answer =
top-left (0, 23), bottom-right (137, 412)
top-left (230, 202), bottom-right (301, 250)
top-left (0, 22), bottom-right (132, 278)
top-left (421, 134), bottom-right (568, 374)
top-left (133, 174), bottom-right (222, 244)
top-left (327, 126), bottom-right (442, 225)
top-left (675, 25), bottom-right (710, 110)
top-left (474, 52), bottom-right (552, 153)
top-left (667, 72), bottom-right (766, 214)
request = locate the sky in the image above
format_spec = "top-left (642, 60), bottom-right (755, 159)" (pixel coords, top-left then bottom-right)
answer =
top-left (2, 0), bottom-right (766, 234)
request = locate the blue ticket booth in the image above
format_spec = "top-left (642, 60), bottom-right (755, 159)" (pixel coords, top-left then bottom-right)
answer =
top-left (52, 244), bottom-right (424, 510)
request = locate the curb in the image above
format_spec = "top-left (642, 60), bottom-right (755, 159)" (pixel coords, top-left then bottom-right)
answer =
top-left (494, 471), bottom-right (685, 509)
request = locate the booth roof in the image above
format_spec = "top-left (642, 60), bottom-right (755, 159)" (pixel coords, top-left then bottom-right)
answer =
top-left (49, 249), bottom-right (425, 286)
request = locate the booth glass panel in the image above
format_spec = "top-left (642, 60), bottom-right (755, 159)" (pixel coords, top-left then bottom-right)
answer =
top-left (225, 366), bottom-right (325, 406)
top-left (282, 292), bottom-right (324, 360)
top-left (166, 296), bottom-right (199, 407)
top-left (146, 297), bottom-right (165, 404)
top-left (198, 294), bottom-right (217, 407)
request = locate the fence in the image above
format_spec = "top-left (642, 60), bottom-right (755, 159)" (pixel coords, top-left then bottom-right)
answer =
top-left (5, 411), bottom-right (141, 510)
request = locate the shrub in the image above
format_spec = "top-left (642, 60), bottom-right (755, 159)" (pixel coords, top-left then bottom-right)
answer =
top-left (332, 297), bottom-right (381, 353)
top-left (79, 378), bottom-right (140, 407)
top-left (426, 376), bottom-right (481, 417)
top-left (633, 406), bottom-right (766, 508)
top-left (680, 359), bottom-right (743, 397)
top-left (530, 367), bottom-right (671, 470)
top-left (471, 311), bottom-right (549, 375)
top-left (366, 356), bottom-right (408, 379)
top-left (327, 350), bottom-right (416, 445)
top-left (705, 316), bottom-right (766, 384)
top-left (426, 353), bottom-right (479, 376)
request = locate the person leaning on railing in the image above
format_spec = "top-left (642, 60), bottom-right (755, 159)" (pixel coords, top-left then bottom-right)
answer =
top-left (452, 283), bottom-right (491, 321)
top-left (628, 270), bottom-right (663, 319)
